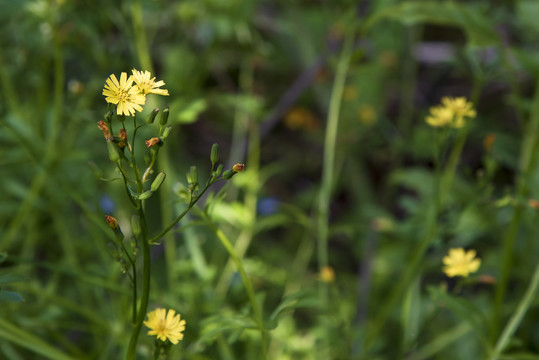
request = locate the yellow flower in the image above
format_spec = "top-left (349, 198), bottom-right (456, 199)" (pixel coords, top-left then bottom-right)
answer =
top-left (442, 248), bottom-right (481, 277)
top-left (131, 69), bottom-right (169, 96)
top-left (425, 105), bottom-right (454, 127)
top-left (103, 73), bottom-right (146, 116)
top-left (425, 97), bottom-right (476, 128)
top-left (317, 266), bottom-right (335, 283)
top-left (441, 97), bottom-right (476, 122)
top-left (144, 308), bottom-right (186, 344)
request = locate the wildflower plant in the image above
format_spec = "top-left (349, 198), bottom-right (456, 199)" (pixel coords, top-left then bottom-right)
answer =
top-left (97, 69), bottom-right (243, 359)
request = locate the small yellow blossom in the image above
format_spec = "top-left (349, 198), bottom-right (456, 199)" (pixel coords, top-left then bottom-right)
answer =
top-left (442, 248), bottom-right (481, 278)
top-left (425, 97), bottom-right (476, 128)
top-left (103, 73), bottom-right (146, 116)
top-left (131, 69), bottom-right (169, 96)
top-left (425, 105), bottom-right (454, 127)
top-left (441, 96), bottom-right (476, 126)
top-left (144, 308), bottom-right (186, 344)
top-left (317, 266), bottom-right (335, 283)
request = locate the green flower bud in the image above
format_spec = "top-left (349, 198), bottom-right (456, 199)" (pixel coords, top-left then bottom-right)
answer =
top-left (162, 126), bottom-right (172, 140)
top-left (189, 166), bottom-right (198, 185)
top-left (151, 172), bottom-right (166, 192)
top-left (131, 215), bottom-right (141, 236)
top-left (159, 106), bottom-right (169, 126)
top-left (214, 164), bottom-right (224, 176)
top-left (211, 143), bottom-right (219, 164)
top-left (134, 190), bottom-right (153, 200)
top-left (107, 140), bottom-right (120, 162)
top-left (146, 107), bottom-right (159, 124)
top-left (222, 169), bottom-right (235, 180)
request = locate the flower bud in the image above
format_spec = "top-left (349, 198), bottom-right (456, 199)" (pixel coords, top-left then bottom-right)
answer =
top-left (151, 172), bottom-right (166, 192)
top-left (159, 106), bottom-right (169, 126)
top-left (145, 137), bottom-right (162, 148)
top-left (213, 164), bottom-right (224, 177)
top-left (189, 166), bottom-right (198, 185)
top-left (162, 126), bottom-right (172, 140)
top-left (222, 169), bottom-right (235, 180)
top-left (134, 190), bottom-right (154, 200)
top-left (107, 140), bottom-right (120, 162)
top-left (210, 143), bottom-right (219, 164)
top-left (131, 215), bottom-right (141, 236)
top-left (105, 215), bottom-right (124, 242)
top-left (146, 107), bottom-right (159, 124)
top-left (232, 163), bottom-right (245, 173)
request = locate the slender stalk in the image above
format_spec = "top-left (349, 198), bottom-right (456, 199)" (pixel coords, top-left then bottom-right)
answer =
top-left (493, 78), bottom-right (539, 332)
top-left (149, 179), bottom-right (218, 244)
top-left (125, 205), bottom-right (151, 360)
top-left (131, 0), bottom-right (153, 72)
top-left (489, 262), bottom-right (539, 360)
top-left (198, 210), bottom-right (268, 359)
top-left (317, 30), bottom-right (355, 358)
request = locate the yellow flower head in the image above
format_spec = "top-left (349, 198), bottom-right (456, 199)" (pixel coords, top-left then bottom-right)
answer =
top-left (131, 69), bottom-right (169, 96)
top-left (144, 308), bottom-right (186, 344)
top-left (425, 97), bottom-right (476, 128)
top-left (317, 266), bottom-right (335, 283)
top-left (103, 73), bottom-right (146, 116)
top-left (426, 105), bottom-right (454, 127)
top-left (442, 248), bottom-right (481, 278)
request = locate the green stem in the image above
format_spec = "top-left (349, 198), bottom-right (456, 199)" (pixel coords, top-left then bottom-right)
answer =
top-left (131, 0), bottom-right (153, 72)
top-left (489, 261), bottom-right (539, 360)
top-left (316, 30), bottom-right (355, 358)
top-left (125, 206), bottom-right (151, 360)
top-left (198, 210), bottom-right (268, 359)
top-left (149, 179), bottom-right (218, 244)
top-left (493, 77), bottom-right (539, 333)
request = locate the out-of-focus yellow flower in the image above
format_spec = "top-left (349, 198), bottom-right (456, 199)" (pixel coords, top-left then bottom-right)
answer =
top-left (343, 86), bottom-right (358, 101)
top-left (144, 308), bottom-right (186, 344)
top-left (131, 69), bottom-right (169, 96)
top-left (425, 97), bottom-right (476, 128)
top-left (317, 266), bottom-right (335, 283)
top-left (357, 104), bottom-right (377, 125)
top-left (425, 105), bottom-right (454, 127)
top-left (102, 73), bottom-right (146, 116)
top-left (441, 97), bottom-right (476, 127)
top-left (284, 107), bottom-right (321, 132)
top-left (442, 248), bottom-right (481, 278)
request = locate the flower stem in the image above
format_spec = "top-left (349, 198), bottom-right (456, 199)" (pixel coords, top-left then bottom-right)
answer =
top-left (317, 29), bottom-right (355, 358)
top-left (489, 261), bottom-right (539, 360)
top-left (198, 210), bottom-right (268, 359)
top-left (125, 205), bottom-right (151, 360)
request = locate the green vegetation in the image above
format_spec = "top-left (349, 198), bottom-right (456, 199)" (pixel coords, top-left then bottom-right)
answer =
top-left (1, 0), bottom-right (539, 359)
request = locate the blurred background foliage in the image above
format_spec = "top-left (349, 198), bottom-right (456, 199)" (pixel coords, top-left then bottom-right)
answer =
top-left (1, 0), bottom-right (539, 359)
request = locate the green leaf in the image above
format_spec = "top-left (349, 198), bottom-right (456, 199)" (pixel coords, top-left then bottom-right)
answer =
top-left (267, 291), bottom-right (319, 329)
top-left (0, 290), bottom-right (24, 302)
top-left (364, 1), bottom-right (499, 47)
top-left (198, 313), bottom-right (258, 344)
top-left (0, 273), bottom-right (26, 285)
